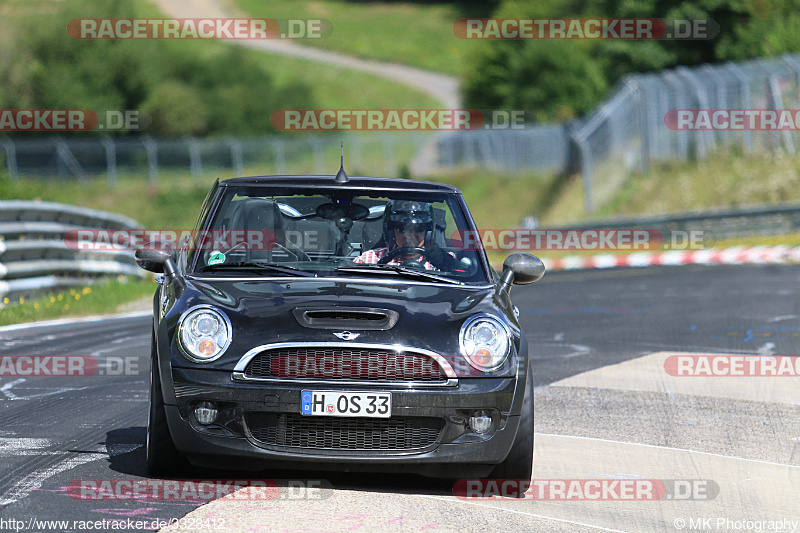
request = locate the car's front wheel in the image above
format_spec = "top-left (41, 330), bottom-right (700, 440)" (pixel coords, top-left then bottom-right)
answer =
top-left (490, 360), bottom-right (533, 482)
top-left (146, 331), bottom-right (189, 477)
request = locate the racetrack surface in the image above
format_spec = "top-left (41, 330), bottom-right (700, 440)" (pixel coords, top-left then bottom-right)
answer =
top-left (0, 265), bottom-right (798, 531)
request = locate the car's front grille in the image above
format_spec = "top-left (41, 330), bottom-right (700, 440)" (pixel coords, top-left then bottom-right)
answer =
top-left (245, 412), bottom-right (444, 451)
top-left (243, 348), bottom-right (448, 382)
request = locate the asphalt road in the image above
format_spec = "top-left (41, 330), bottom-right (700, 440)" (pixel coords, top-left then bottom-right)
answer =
top-left (0, 264), bottom-right (798, 532)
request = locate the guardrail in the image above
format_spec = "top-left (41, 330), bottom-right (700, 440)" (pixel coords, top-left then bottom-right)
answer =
top-left (552, 202), bottom-right (800, 239)
top-left (0, 201), bottom-right (145, 298)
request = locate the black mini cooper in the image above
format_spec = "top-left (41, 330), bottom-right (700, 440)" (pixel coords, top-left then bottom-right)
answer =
top-left (136, 172), bottom-right (544, 479)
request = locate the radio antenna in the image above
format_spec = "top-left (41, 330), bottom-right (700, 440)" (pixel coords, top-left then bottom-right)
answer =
top-left (334, 140), bottom-right (349, 183)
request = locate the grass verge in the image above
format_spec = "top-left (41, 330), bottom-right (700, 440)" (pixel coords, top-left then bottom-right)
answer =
top-left (0, 277), bottom-right (156, 327)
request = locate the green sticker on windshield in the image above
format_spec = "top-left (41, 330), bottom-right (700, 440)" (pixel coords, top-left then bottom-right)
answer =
top-left (208, 251), bottom-right (225, 266)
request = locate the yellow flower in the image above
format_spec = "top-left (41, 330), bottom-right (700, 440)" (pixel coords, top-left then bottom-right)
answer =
top-left (49, 296), bottom-right (55, 303)
top-left (64, 304), bottom-right (70, 310)
top-left (69, 289), bottom-right (76, 295)
top-left (19, 297), bottom-right (24, 304)
top-left (33, 303), bottom-right (39, 309)
top-left (82, 287), bottom-right (91, 295)
top-left (74, 294), bottom-right (80, 301)
top-left (57, 294), bottom-right (63, 301)
top-left (2, 297), bottom-right (8, 304)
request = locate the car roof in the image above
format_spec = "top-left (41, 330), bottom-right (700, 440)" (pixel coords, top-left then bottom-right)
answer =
top-left (221, 175), bottom-right (462, 194)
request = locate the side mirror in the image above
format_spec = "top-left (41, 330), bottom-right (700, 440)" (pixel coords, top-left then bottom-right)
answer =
top-left (497, 253), bottom-right (545, 295)
top-left (135, 246), bottom-right (177, 279)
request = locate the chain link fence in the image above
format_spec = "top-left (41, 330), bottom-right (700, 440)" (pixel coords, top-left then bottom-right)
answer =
top-left (0, 133), bottom-right (429, 184)
top-left (435, 53), bottom-right (800, 213)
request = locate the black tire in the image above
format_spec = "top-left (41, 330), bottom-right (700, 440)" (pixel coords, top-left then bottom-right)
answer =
top-left (490, 360), bottom-right (533, 482)
top-left (146, 330), bottom-right (189, 477)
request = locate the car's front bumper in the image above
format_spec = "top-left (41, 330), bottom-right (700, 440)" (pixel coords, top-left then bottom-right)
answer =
top-left (163, 366), bottom-right (525, 477)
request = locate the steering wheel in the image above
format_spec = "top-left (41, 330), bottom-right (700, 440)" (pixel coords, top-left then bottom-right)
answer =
top-left (377, 246), bottom-right (430, 266)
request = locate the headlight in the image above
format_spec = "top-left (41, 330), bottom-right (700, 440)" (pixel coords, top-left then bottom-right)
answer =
top-left (178, 306), bottom-right (232, 363)
top-left (459, 314), bottom-right (511, 371)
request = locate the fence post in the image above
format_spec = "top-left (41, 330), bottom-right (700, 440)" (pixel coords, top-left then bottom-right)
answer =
top-left (102, 136), bottom-right (117, 187)
top-left (1, 137), bottom-right (18, 180)
top-left (675, 66), bottom-right (712, 159)
top-left (631, 78), bottom-right (650, 175)
top-left (382, 134), bottom-right (395, 176)
top-left (271, 137), bottom-right (286, 174)
top-left (570, 129), bottom-right (594, 214)
top-left (228, 139), bottom-right (243, 177)
top-left (189, 138), bottom-right (202, 179)
top-left (54, 137), bottom-right (87, 183)
top-left (142, 136), bottom-right (158, 184)
top-left (310, 137), bottom-right (325, 175)
top-left (350, 134), bottom-right (362, 172)
top-left (725, 62), bottom-right (753, 152)
top-left (767, 76), bottom-right (795, 154)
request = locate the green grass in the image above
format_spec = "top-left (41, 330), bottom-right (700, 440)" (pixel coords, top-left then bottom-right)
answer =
top-left (0, 277), bottom-right (157, 326)
top-left (537, 149), bottom-right (800, 226)
top-left (232, 0), bottom-right (481, 76)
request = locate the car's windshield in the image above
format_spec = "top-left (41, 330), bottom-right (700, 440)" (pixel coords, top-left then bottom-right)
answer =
top-left (188, 184), bottom-right (490, 284)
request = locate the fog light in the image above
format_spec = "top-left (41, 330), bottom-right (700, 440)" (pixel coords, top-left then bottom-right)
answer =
top-left (194, 401), bottom-right (218, 425)
top-left (469, 411), bottom-right (492, 434)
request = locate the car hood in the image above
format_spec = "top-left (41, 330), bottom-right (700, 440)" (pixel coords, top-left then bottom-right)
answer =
top-left (169, 277), bottom-right (514, 370)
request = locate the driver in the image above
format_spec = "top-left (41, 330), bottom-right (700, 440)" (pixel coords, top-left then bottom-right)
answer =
top-left (353, 200), bottom-right (456, 271)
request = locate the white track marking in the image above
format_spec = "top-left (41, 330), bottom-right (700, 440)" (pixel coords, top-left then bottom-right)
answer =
top-left (537, 433), bottom-right (800, 469)
top-left (0, 449), bottom-right (106, 506)
top-left (0, 378), bottom-right (26, 399)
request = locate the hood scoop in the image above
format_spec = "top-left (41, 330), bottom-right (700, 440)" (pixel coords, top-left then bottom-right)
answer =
top-left (293, 307), bottom-right (399, 330)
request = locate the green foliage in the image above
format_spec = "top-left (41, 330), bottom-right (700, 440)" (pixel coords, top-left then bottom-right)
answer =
top-left (0, 0), bottom-right (314, 136)
top-left (464, 0), bottom-right (800, 121)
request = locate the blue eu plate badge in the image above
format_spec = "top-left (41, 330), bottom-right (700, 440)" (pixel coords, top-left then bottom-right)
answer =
top-left (301, 391), bottom-right (313, 415)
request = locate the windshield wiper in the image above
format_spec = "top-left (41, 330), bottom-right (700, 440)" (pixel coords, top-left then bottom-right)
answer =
top-left (201, 262), bottom-right (315, 277)
top-left (335, 265), bottom-right (462, 285)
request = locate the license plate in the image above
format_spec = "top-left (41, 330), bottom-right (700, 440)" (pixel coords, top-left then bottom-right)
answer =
top-left (300, 390), bottom-right (391, 418)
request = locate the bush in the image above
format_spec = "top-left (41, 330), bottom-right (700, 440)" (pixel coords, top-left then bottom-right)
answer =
top-left (0, 0), bottom-right (315, 136)
top-left (463, 0), bottom-right (799, 121)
